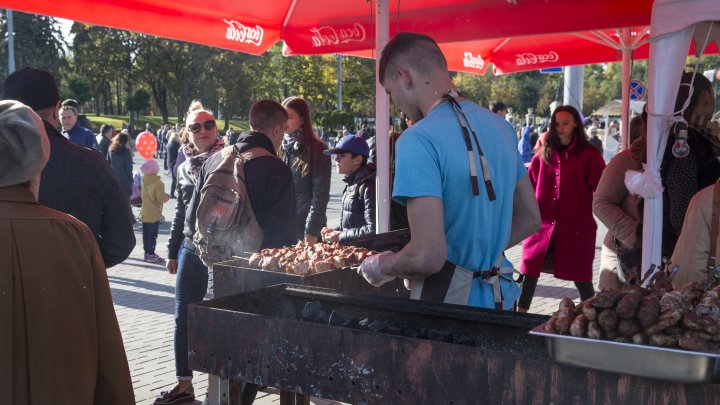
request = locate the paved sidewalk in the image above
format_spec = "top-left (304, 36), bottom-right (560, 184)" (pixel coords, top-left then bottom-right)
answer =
top-left (109, 154), bottom-right (604, 404)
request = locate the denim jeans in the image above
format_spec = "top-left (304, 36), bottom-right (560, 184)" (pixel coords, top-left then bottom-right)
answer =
top-left (142, 221), bottom-right (160, 255)
top-left (174, 241), bottom-right (208, 379)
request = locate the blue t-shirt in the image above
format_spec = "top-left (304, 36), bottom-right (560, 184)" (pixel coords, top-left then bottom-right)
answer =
top-left (393, 100), bottom-right (525, 309)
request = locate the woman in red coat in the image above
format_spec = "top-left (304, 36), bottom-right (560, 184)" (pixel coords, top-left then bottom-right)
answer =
top-left (518, 105), bottom-right (606, 312)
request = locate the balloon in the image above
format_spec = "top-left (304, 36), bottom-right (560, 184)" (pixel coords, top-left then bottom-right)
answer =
top-left (136, 131), bottom-right (157, 159)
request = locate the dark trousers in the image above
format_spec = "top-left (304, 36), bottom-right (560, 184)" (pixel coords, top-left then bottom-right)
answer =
top-left (170, 169), bottom-right (178, 197)
top-left (142, 221), bottom-right (160, 255)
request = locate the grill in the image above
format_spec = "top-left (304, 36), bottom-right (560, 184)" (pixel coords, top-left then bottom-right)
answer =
top-left (189, 285), bottom-right (720, 404)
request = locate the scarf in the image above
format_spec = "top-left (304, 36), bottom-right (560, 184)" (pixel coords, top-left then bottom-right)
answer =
top-left (281, 128), bottom-right (304, 155)
top-left (181, 139), bottom-right (224, 181)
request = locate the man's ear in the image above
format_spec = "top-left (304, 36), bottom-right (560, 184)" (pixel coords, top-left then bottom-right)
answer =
top-left (396, 67), bottom-right (414, 90)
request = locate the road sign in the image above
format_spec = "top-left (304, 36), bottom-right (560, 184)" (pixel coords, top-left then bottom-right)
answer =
top-left (540, 67), bottom-right (564, 74)
top-left (630, 79), bottom-right (645, 100)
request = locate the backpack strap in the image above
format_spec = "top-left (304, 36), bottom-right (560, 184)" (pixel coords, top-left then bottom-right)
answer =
top-left (220, 144), bottom-right (274, 162)
top-left (239, 147), bottom-right (273, 162)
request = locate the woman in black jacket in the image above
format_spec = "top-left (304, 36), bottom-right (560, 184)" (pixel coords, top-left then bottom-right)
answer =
top-left (280, 97), bottom-right (331, 243)
top-left (108, 132), bottom-right (133, 198)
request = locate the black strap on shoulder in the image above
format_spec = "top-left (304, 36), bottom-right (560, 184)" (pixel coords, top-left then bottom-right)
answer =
top-left (442, 93), bottom-right (496, 201)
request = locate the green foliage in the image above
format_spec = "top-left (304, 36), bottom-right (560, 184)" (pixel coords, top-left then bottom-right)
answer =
top-left (0, 11), bottom-right (67, 84)
top-left (65, 73), bottom-right (92, 104)
top-left (126, 89), bottom-right (150, 113)
top-left (315, 110), bottom-right (354, 130)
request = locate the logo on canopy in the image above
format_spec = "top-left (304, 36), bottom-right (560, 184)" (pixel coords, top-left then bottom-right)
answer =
top-left (462, 52), bottom-right (484, 70)
top-left (309, 23), bottom-right (367, 48)
top-left (223, 20), bottom-right (264, 46)
top-left (515, 51), bottom-right (559, 67)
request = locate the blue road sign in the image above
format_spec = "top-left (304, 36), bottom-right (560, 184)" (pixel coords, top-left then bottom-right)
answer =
top-left (630, 79), bottom-right (645, 100)
top-left (540, 67), bottom-right (564, 74)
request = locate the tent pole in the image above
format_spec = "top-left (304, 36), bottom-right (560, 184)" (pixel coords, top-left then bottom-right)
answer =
top-left (621, 27), bottom-right (632, 151)
top-left (375, 0), bottom-right (390, 233)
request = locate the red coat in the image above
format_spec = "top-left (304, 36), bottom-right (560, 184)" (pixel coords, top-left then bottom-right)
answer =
top-left (521, 137), bottom-right (606, 281)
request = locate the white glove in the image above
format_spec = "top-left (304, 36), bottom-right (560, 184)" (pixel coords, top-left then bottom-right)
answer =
top-left (357, 251), bottom-right (394, 287)
top-left (403, 279), bottom-right (412, 290)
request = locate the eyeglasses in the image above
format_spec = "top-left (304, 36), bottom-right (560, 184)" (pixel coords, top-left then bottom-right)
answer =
top-left (188, 120), bottom-right (216, 133)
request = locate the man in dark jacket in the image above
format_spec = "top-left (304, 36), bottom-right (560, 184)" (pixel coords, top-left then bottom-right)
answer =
top-left (2, 67), bottom-right (135, 268)
top-left (62, 98), bottom-right (94, 132)
top-left (98, 124), bottom-right (114, 160)
top-left (321, 134), bottom-right (376, 242)
top-left (187, 99), bottom-right (297, 252)
top-left (60, 105), bottom-right (99, 150)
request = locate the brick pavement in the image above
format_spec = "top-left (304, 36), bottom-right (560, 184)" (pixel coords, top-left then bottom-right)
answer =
top-left (109, 154), bottom-right (605, 404)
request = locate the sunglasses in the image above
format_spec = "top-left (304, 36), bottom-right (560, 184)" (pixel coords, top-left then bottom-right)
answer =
top-left (188, 120), bottom-right (216, 133)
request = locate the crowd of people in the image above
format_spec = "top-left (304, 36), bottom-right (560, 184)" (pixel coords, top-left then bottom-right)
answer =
top-left (2, 31), bottom-right (720, 405)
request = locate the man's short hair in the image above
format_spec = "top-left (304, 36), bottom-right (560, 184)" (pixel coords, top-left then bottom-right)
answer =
top-left (100, 124), bottom-right (113, 136)
top-left (378, 32), bottom-right (447, 85)
top-left (249, 100), bottom-right (288, 132)
top-left (2, 67), bottom-right (60, 112)
top-left (61, 99), bottom-right (80, 109)
top-left (59, 105), bottom-right (78, 116)
top-left (490, 102), bottom-right (507, 114)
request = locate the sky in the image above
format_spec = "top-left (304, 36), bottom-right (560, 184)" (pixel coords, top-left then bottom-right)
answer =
top-left (57, 17), bottom-right (74, 40)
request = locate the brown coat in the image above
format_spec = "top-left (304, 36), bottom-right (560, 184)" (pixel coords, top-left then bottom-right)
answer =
top-left (593, 143), bottom-right (644, 290)
top-left (0, 185), bottom-right (134, 405)
top-left (593, 150), bottom-right (644, 251)
top-left (671, 183), bottom-right (719, 287)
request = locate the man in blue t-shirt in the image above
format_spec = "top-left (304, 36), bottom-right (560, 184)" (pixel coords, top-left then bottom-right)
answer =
top-left (357, 32), bottom-right (540, 309)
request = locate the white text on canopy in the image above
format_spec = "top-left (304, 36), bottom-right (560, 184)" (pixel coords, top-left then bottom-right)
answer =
top-left (463, 52), bottom-right (484, 70)
top-left (515, 51), bottom-right (559, 66)
top-left (310, 23), bottom-right (367, 47)
top-left (224, 20), bottom-right (264, 47)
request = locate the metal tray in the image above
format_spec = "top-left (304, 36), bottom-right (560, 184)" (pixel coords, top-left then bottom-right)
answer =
top-left (530, 323), bottom-right (720, 383)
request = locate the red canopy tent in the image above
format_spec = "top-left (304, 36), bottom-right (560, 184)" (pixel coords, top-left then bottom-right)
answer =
top-left (2, 0), bottom-right (653, 57)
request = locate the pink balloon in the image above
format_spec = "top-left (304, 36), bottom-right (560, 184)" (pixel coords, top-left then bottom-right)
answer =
top-left (136, 131), bottom-right (157, 159)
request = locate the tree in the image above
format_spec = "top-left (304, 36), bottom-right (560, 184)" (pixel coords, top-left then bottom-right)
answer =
top-left (342, 56), bottom-right (376, 117)
top-left (126, 89), bottom-right (150, 130)
top-left (0, 11), bottom-right (67, 84)
top-left (135, 36), bottom-right (190, 123)
top-left (71, 23), bottom-right (138, 115)
top-left (65, 73), bottom-right (92, 104)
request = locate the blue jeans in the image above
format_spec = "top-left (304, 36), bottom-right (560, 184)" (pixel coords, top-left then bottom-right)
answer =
top-left (142, 221), bottom-right (159, 255)
top-left (174, 241), bottom-right (208, 379)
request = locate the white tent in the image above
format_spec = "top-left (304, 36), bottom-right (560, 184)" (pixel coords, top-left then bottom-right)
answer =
top-left (642, 0), bottom-right (720, 273)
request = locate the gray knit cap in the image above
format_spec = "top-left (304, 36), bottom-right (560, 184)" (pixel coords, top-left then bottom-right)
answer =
top-left (0, 100), bottom-right (50, 187)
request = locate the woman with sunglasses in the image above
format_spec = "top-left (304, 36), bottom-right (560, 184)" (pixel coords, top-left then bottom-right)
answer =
top-left (280, 97), bottom-right (331, 244)
top-left (155, 101), bottom-right (224, 405)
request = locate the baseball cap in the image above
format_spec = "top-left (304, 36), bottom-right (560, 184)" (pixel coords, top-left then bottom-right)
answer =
top-left (2, 67), bottom-right (60, 111)
top-left (323, 135), bottom-right (370, 157)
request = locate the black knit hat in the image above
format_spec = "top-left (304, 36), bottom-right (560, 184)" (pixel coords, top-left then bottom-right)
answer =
top-left (2, 67), bottom-right (60, 111)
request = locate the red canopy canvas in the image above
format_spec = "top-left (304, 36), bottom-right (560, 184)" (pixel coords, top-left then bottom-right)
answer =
top-left (1, 0), bottom-right (654, 59)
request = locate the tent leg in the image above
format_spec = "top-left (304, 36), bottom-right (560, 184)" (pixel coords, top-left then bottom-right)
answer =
top-left (375, 0), bottom-right (390, 233)
top-left (621, 27), bottom-right (632, 151)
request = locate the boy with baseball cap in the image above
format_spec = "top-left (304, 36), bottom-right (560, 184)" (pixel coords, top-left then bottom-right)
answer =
top-left (321, 135), bottom-right (376, 242)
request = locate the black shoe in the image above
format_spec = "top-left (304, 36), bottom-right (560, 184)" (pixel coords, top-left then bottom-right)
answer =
top-left (154, 383), bottom-right (195, 405)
